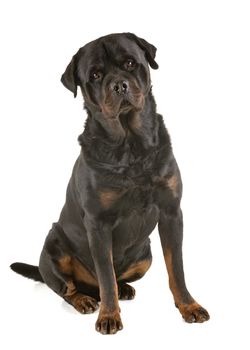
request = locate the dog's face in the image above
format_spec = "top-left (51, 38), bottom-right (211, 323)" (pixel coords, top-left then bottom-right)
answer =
top-left (61, 33), bottom-right (158, 118)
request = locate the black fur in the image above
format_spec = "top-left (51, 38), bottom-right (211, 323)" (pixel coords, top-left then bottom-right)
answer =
top-left (11, 33), bottom-right (209, 334)
top-left (10, 262), bottom-right (43, 282)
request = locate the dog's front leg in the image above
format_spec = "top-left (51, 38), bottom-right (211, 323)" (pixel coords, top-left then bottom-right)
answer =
top-left (158, 207), bottom-right (210, 323)
top-left (84, 216), bottom-right (122, 334)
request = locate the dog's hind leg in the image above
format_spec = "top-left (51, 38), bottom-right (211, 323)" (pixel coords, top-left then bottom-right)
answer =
top-left (117, 254), bottom-right (152, 300)
top-left (39, 225), bottom-right (100, 314)
top-left (39, 249), bottom-right (100, 314)
top-left (62, 280), bottom-right (99, 314)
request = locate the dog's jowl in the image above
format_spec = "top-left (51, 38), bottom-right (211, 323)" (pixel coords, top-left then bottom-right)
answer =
top-left (10, 33), bottom-right (210, 334)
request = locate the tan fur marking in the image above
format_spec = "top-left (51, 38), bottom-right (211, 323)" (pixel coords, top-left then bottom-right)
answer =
top-left (129, 112), bottom-right (142, 130)
top-left (99, 189), bottom-right (124, 209)
top-left (163, 251), bottom-right (210, 323)
top-left (99, 303), bottom-right (120, 318)
top-left (64, 280), bottom-right (99, 314)
top-left (118, 259), bottom-right (152, 281)
top-left (72, 258), bottom-right (98, 286)
top-left (58, 255), bottom-right (72, 274)
top-left (164, 250), bottom-right (182, 305)
top-left (177, 302), bottom-right (210, 322)
top-left (64, 280), bottom-right (77, 297)
top-left (178, 302), bottom-right (200, 315)
top-left (58, 255), bottom-right (98, 287)
top-left (167, 175), bottom-right (178, 198)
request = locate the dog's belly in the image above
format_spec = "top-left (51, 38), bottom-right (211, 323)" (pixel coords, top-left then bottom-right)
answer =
top-left (112, 204), bottom-right (159, 273)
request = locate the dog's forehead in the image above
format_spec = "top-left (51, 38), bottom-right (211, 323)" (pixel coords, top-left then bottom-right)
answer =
top-left (82, 35), bottom-right (145, 67)
top-left (101, 35), bottom-right (142, 57)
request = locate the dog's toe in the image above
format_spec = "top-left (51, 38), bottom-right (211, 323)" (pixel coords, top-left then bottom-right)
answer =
top-left (70, 294), bottom-right (99, 314)
top-left (96, 312), bottom-right (123, 335)
top-left (118, 283), bottom-right (136, 300)
top-left (177, 302), bottom-right (210, 323)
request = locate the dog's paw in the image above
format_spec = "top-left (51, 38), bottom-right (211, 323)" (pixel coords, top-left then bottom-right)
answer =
top-left (118, 283), bottom-right (136, 300)
top-left (71, 294), bottom-right (99, 314)
top-left (95, 312), bottom-right (123, 335)
top-left (177, 302), bottom-right (210, 323)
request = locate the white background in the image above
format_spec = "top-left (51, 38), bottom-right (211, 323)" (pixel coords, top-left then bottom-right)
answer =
top-left (1, 0), bottom-right (250, 349)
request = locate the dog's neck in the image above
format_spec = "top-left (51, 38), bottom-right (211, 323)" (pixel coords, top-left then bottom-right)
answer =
top-left (81, 91), bottom-right (159, 149)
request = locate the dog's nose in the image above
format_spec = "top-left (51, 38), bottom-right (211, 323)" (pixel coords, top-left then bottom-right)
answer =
top-left (112, 80), bottom-right (129, 95)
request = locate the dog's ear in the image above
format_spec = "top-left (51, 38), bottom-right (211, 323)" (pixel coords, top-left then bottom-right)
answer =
top-left (125, 33), bottom-right (159, 69)
top-left (61, 50), bottom-right (80, 97)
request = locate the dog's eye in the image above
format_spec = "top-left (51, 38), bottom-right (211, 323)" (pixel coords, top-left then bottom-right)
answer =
top-left (124, 59), bottom-right (136, 71)
top-left (90, 72), bottom-right (102, 81)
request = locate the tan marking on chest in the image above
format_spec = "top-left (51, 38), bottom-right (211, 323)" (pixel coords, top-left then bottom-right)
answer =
top-left (167, 175), bottom-right (178, 198)
top-left (99, 189), bottom-right (125, 209)
top-left (153, 174), bottom-right (179, 198)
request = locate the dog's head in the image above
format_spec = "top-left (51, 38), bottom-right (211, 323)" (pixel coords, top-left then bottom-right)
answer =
top-left (61, 33), bottom-right (158, 118)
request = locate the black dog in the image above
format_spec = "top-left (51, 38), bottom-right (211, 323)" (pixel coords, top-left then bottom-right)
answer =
top-left (11, 33), bottom-right (209, 334)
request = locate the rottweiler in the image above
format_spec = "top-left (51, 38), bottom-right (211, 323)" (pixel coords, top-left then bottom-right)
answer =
top-left (11, 33), bottom-right (209, 334)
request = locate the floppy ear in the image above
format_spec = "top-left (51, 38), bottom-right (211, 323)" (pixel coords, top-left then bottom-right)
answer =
top-left (61, 52), bottom-right (80, 97)
top-left (125, 33), bottom-right (159, 69)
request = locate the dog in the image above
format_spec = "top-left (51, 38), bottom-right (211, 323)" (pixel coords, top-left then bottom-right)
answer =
top-left (11, 33), bottom-right (209, 334)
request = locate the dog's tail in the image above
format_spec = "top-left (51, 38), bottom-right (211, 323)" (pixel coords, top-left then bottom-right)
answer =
top-left (10, 262), bottom-right (44, 282)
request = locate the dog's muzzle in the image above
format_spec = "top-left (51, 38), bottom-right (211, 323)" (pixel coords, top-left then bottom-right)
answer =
top-left (100, 75), bottom-right (144, 118)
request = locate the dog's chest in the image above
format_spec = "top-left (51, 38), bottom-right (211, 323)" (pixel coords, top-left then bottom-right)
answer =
top-left (98, 144), bottom-right (163, 214)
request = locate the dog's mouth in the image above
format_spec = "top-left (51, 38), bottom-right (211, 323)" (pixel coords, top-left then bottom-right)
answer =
top-left (101, 90), bottom-right (145, 119)
top-left (119, 98), bottom-right (133, 111)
